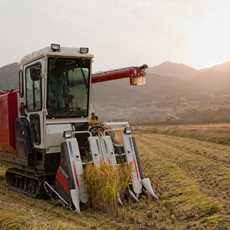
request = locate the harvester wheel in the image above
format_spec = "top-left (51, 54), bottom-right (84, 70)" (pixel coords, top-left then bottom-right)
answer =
top-left (23, 180), bottom-right (27, 190)
top-left (19, 179), bottom-right (23, 188)
top-left (14, 177), bottom-right (19, 187)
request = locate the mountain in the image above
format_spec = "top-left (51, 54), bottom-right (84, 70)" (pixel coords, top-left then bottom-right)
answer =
top-left (91, 72), bottom-right (207, 121)
top-left (92, 73), bottom-right (201, 104)
top-left (2, 60), bottom-right (230, 92)
top-left (146, 61), bottom-right (202, 80)
top-left (192, 69), bottom-right (230, 91)
top-left (0, 63), bottom-right (18, 90)
top-left (210, 61), bottom-right (230, 73)
top-left (147, 60), bottom-right (230, 81)
top-left (1, 60), bottom-right (230, 122)
top-left (146, 60), bottom-right (230, 92)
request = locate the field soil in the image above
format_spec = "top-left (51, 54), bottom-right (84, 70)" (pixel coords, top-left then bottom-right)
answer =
top-left (0, 126), bottom-right (230, 229)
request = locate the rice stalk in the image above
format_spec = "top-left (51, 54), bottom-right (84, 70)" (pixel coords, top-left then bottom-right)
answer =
top-left (83, 161), bottom-right (133, 212)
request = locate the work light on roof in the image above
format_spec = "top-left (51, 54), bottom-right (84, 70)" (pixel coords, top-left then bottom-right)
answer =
top-left (51, 43), bottom-right (60, 52)
top-left (80, 47), bottom-right (89, 54)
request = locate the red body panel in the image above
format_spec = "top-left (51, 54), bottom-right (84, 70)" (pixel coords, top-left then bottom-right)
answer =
top-left (91, 65), bottom-right (147, 85)
top-left (56, 169), bottom-right (70, 196)
top-left (0, 90), bottom-right (19, 153)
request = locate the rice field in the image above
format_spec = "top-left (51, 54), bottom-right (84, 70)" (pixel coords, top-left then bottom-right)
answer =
top-left (135, 123), bottom-right (230, 145)
top-left (0, 125), bottom-right (230, 229)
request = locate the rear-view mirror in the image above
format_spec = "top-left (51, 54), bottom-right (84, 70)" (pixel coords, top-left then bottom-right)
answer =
top-left (30, 65), bottom-right (41, 81)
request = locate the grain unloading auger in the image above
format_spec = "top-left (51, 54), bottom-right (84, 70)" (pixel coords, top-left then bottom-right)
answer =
top-left (0, 44), bottom-right (157, 214)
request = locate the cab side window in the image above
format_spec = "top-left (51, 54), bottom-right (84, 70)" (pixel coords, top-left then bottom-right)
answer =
top-left (30, 114), bottom-right (41, 144)
top-left (19, 70), bottom-right (23, 97)
top-left (26, 63), bottom-right (42, 111)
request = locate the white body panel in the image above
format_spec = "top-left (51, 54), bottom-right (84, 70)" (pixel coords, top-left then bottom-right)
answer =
top-left (101, 136), bottom-right (116, 166)
top-left (22, 57), bottom-right (47, 150)
top-left (88, 136), bottom-right (104, 166)
top-left (122, 135), bottom-right (142, 195)
top-left (104, 122), bottom-right (129, 128)
top-left (19, 46), bottom-right (94, 66)
top-left (66, 138), bottom-right (88, 204)
top-left (46, 124), bottom-right (72, 153)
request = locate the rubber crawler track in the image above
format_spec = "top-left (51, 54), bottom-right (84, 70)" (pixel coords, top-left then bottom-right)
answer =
top-left (5, 168), bottom-right (49, 198)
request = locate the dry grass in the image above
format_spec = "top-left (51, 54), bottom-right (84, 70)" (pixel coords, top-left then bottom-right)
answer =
top-left (0, 165), bottom-right (7, 181)
top-left (135, 130), bottom-right (230, 229)
top-left (135, 123), bottom-right (230, 145)
top-left (138, 140), bottom-right (220, 218)
top-left (1, 125), bottom-right (230, 229)
top-left (0, 194), bottom-right (88, 230)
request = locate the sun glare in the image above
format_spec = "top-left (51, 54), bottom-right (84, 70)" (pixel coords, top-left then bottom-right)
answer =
top-left (192, 2), bottom-right (230, 68)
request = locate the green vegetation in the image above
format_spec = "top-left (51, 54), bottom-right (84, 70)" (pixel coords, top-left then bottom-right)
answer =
top-left (177, 107), bottom-right (230, 123)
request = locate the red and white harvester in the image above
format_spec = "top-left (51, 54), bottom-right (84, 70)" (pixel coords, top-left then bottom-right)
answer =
top-left (0, 44), bottom-right (157, 213)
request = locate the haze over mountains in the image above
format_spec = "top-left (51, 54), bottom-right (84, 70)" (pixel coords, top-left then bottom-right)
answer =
top-left (147, 61), bottom-right (202, 79)
top-left (147, 61), bottom-right (230, 92)
top-left (1, 60), bottom-right (230, 123)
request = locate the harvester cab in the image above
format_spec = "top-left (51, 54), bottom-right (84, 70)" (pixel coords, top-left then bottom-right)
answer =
top-left (0, 44), bottom-right (157, 213)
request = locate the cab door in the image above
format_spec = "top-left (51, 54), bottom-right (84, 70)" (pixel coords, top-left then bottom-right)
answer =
top-left (24, 58), bottom-right (46, 153)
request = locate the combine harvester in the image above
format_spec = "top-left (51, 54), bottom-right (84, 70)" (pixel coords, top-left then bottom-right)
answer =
top-left (0, 44), bottom-right (157, 213)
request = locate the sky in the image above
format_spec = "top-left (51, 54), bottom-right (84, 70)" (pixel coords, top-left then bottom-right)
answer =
top-left (1, 0), bottom-right (230, 72)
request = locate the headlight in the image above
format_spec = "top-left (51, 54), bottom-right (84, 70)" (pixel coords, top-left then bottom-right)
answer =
top-left (63, 130), bottom-right (72, 139)
top-left (124, 127), bottom-right (132, 134)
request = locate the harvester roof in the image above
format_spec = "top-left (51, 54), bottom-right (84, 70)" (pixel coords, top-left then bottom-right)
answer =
top-left (18, 45), bottom-right (94, 66)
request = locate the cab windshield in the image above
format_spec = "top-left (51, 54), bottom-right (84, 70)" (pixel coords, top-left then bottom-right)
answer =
top-left (47, 58), bottom-right (90, 118)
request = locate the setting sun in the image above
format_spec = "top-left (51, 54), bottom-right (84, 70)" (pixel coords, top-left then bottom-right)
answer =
top-left (192, 1), bottom-right (230, 68)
